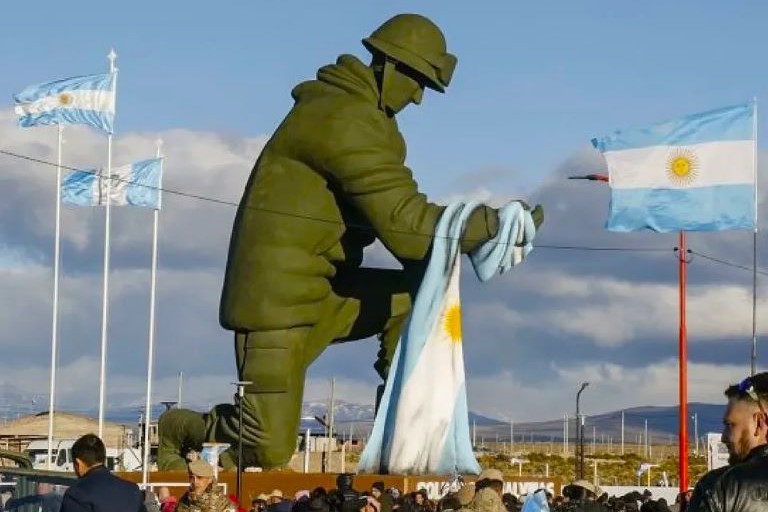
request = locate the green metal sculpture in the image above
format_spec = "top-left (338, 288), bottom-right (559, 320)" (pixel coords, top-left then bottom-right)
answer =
top-left (158, 13), bottom-right (543, 471)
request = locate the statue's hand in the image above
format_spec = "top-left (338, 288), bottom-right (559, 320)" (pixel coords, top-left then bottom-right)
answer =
top-left (530, 204), bottom-right (544, 230)
top-left (514, 200), bottom-right (544, 230)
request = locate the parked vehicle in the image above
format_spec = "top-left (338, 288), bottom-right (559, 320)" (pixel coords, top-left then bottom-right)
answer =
top-left (25, 440), bottom-right (142, 472)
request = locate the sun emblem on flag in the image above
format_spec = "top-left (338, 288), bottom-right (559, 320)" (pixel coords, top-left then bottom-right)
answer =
top-left (58, 93), bottom-right (73, 106)
top-left (666, 149), bottom-right (699, 186)
top-left (443, 303), bottom-right (462, 343)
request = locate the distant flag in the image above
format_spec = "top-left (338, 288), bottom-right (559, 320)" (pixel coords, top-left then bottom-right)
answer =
top-left (14, 73), bottom-right (116, 133)
top-left (637, 463), bottom-right (654, 476)
top-left (592, 102), bottom-right (756, 232)
top-left (62, 158), bottom-right (162, 208)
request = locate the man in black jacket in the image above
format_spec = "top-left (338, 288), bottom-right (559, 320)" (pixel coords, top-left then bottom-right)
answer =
top-left (60, 433), bottom-right (145, 512)
top-left (688, 373), bottom-right (768, 512)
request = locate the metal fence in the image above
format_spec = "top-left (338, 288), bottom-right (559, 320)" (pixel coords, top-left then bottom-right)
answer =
top-left (0, 450), bottom-right (75, 512)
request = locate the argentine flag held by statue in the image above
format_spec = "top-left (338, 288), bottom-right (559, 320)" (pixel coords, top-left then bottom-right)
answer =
top-left (592, 102), bottom-right (756, 232)
top-left (14, 73), bottom-right (116, 134)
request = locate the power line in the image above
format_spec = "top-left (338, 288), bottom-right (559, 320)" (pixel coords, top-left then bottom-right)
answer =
top-left (689, 249), bottom-right (768, 276)
top-left (0, 147), bottom-right (761, 272)
top-left (2, 147), bottom-right (674, 253)
top-left (538, 244), bottom-right (668, 253)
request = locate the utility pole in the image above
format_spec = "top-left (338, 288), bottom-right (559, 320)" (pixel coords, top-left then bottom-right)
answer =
top-left (693, 412), bottom-right (699, 456)
top-left (592, 425), bottom-right (596, 455)
top-left (576, 382), bottom-right (589, 479)
top-left (510, 419), bottom-right (514, 455)
top-left (621, 410), bottom-right (625, 455)
top-left (325, 378), bottom-right (335, 473)
top-left (644, 419), bottom-right (649, 458)
top-left (563, 414), bottom-right (568, 456)
top-left (177, 371), bottom-right (183, 407)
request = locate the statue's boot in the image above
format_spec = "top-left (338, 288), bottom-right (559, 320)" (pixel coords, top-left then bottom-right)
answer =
top-left (157, 408), bottom-right (208, 470)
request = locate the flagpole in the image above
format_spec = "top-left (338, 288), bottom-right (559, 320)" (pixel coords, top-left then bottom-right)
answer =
top-left (752, 97), bottom-right (759, 376)
top-left (142, 141), bottom-right (163, 487)
top-left (678, 231), bottom-right (689, 492)
top-left (46, 124), bottom-right (64, 469)
top-left (98, 49), bottom-right (118, 439)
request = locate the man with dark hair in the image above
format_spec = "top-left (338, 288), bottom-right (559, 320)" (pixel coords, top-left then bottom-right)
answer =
top-left (560, 481), bottom-right (606, 512)
top-left (60, 433), bottom-right (144, 512)
top-left (688, 373), bottom-right (768, 512)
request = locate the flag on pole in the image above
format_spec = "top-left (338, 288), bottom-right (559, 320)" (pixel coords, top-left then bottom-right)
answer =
top-left (62, 158), bottom-right (162, 208)
top-left (637, 463), bottom-right (654, 476)
top-left (592, 103), bottom-right (755, 232)
top-left (14, 73), bottom-right (116, 133)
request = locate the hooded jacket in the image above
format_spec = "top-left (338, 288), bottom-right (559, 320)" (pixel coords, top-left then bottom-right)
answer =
top-left (220, 54), bottom-right (498, 332)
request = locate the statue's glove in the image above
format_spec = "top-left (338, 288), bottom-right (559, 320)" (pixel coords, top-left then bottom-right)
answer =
top-left (515, 201), bottom-right (544, 231)
top-left (530, 204), bottom-right (544, 230)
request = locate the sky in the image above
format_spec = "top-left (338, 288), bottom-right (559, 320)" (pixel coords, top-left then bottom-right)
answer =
top-left (1, 1), bottom-right (768, 424)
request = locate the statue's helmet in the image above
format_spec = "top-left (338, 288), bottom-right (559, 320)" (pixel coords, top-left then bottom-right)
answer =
top-left (363, 13), bottom-right (457, 93)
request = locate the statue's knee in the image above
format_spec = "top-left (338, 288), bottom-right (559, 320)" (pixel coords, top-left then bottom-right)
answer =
top-left (158, 409), bottom-right (206, 444)
top-left (157, 409), bottom-right (207, 471)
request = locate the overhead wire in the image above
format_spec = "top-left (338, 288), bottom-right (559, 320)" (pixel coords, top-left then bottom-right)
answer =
top-left (0, 147), bottom-right (763, 274)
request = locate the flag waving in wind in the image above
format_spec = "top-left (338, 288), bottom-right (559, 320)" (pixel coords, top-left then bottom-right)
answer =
top-left (592, 103), bottom-right (756, 232)
top-left (62, 158), bottom-right (163, 208)
top-left (14, 73), bottom-right (116, 133)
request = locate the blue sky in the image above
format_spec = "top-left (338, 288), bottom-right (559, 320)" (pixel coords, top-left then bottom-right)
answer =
top-left (3, 1), bottom-right (766, 194)
top-left (0, 1), bottom-right (767, 421)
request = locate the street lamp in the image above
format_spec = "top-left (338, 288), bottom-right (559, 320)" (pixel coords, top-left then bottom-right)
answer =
top-left (232, 381), bottom-right (253, 506)
top-left (576, 382), bottom-right (590, 479)
top-left (159, 400), bottom-right (177, 411)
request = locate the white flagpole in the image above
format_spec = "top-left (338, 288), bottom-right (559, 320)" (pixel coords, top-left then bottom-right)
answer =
top-left (142, 140), bottom-right (163, 487)
top-left (98, 49), bottom-right (118, 439)
top-left (752, 97), bottom-right (759, 376)
top-left (46, 124), bottom-right (64, 469)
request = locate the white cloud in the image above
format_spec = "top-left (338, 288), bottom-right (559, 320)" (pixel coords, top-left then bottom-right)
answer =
top-left (466, 270), bottom-right (768, 347)
top-left (467, 360), bottom-right (745, 422)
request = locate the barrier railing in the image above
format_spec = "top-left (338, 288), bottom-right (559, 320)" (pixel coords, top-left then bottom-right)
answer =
top-left (0, 452), bottom-right (74, 512)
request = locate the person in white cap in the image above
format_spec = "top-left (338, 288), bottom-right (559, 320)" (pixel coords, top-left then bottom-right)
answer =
top-left (176, 459), bottom-right (236, 512)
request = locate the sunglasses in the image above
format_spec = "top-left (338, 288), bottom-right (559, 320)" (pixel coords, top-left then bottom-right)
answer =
top-left (737, 377), bottom-right (760, 403)
top-left (738, 377), bottom-right (761, 402)
top-left (737, 376), bottom-right (768, 418)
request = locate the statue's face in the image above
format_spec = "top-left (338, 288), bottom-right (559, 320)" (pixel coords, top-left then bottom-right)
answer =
top-left (383, 62), bottom-right (426, 115)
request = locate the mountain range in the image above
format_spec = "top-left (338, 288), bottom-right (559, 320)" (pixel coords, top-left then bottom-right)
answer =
top-left (0, 381), bottom-right (725, 441)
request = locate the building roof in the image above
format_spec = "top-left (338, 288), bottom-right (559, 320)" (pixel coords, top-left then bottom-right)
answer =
top-left (0, 411), bottom-right (129, 448)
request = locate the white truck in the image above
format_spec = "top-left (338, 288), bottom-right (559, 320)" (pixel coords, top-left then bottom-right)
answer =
top-left (25, 440), bottom-right (142, 472)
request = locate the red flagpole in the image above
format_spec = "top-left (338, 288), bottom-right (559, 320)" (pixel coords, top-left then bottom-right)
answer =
top-left (679, 231), bottom-right (689, 492)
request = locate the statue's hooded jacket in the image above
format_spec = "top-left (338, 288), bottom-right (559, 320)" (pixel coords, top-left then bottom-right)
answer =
top-left (219, 54), bottom-right (498, 332)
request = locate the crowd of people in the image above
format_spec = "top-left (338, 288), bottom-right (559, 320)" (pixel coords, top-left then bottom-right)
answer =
top-left (230, 471), bottom-right (686, 512)
top-left (2, 371), bottom-right (768, 512)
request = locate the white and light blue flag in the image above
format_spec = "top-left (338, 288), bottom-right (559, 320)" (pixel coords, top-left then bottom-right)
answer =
top-left (14, 73), bottom-right (116, 133)
top-left (358, 201), bottom-right (536, 475)
top-left (62, 158), bottom-right (162, 208)
top-left (592, 102), bottom-right (756, 232)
